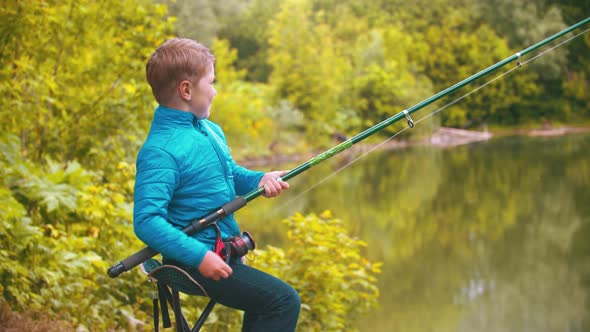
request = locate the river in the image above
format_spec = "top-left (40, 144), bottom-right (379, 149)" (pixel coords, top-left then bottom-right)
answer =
top-left (237, 133), bottom-right (590, 332)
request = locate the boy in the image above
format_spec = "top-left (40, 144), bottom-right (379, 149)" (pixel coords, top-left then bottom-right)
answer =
top-left (134, 38), bottom-right (300, 331)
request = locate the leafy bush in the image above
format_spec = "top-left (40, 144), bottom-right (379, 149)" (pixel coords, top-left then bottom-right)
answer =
top-left (183, 211), bottom-right (381, 332)
top-left (263, 211), bottom-right (381, 331)
top-left (1, 134), bottom-right (379, 331)
top-left (0, 134), bottom-right (149, 330)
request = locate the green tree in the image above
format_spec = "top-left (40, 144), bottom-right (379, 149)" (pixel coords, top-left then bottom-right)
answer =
top-left (0, 0), bottom-right (172, 170)
top-left (267, 0), bottom-right (356, 143)
top-left (475, 0), bottom-right (568, 79)
top-left (557, 0), bottom-right (590, 119)
top-left (351, 26), bottom-right (433, 133)
top-left (0, 0), bottom-right (173, 329)
top-left (217, 0), bottom-right (284, 82)
top-left (208, 38), bottom-right (275, 159)
top-left (157, 0), bottom-right (250, 47)
top-left (421, 11), bottom-right (539, 126)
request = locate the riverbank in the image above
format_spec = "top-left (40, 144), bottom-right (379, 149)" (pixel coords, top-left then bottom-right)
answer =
top-left (239, 125), bottom-right (590, 167)
top-left (501, 126), bottom-right (590, 137)
top-left (428, 125), bottom-right (590, 146)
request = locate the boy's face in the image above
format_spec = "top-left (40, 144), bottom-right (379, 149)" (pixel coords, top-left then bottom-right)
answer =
top-left (188, 63), bottom-right (216, 119)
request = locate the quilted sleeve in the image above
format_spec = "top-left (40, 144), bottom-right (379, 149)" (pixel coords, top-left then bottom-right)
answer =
top-left (133, 146), bottom-right (209, 267)
top-left (230, 160), bottom-right (265, 196)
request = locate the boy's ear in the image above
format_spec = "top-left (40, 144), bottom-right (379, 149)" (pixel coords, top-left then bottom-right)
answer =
top-left (179, 80), bottom-right (191, 101)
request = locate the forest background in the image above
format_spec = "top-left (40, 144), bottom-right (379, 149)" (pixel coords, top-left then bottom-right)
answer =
top-left (0, 0), bottom-right (588, 331)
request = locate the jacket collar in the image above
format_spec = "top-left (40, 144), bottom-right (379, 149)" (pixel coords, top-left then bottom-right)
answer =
top-left (153, 105), bottom-right (197, 127)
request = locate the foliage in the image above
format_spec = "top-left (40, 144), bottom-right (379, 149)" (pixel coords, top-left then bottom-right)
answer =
top-left (268, 0), bottom-right (353, 143)
top-left (253, 211), bottom-right (381, 331)
top-left (0, 133), bottom-right (149, 330)
top-left (1, 0), bottom-right (589, 330)
top-left (208, 39), bottom-right (275, 159)
top-left (557, 0), bottom-right (590, 120)
top-left (1, 130), bottom-right (381, 330)
top-left (0, 0), bottom-right (172, 169)
top-left (421, 11), bottom-right (540, 126)
top-left (216, 0), bottom-right (285, 82)
top-left (170, 0), bottom-right (589, 132)
top-left (0, 1), bottom-right (170, 329)
top-left (475, 0), bottom-right (568, 79)
top-left (157, 0), bottom-right (250, 47)
top-left (266, 99), bottom-right (307, 155)
top-left (352, 26), bottom-right (433, 132)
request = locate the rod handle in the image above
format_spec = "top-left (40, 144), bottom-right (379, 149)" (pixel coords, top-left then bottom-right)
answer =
top-left (108, 197), bottom-right (247, 278)
top-left (107, 263), bottom-right (126, 279)
top-left (221, 196), bottom-right (247, 215)
top-left (108, 246), bottom-right (158, 278)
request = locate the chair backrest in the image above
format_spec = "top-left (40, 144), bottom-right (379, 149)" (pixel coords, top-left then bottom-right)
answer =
top-left (141, 258), bottom-right (208, 297)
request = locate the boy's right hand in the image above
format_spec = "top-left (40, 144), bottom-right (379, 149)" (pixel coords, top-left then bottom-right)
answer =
top-left (198, 251), bottom-right (233, 280)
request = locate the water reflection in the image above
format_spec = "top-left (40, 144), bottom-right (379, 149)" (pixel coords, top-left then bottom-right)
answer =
top-left (237, 134), bottom-right (590, 332)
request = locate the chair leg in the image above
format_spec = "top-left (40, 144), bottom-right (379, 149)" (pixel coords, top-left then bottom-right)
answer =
top-left (192, 300), bottom-right (216, 332)
top-left (171, 290), bottom-right (191, 332)
top-left (159, 284), bottom-right (214, 332)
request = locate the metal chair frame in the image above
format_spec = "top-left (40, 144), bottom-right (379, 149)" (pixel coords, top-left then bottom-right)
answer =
top-left (142, 259), bottom-right (216, 332)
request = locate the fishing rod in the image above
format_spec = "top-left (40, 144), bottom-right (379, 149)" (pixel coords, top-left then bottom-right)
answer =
top-left (108, 17), bottom-right (590, 279)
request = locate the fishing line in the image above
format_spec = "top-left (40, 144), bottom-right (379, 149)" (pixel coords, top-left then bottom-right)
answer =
top-left (272, 26), bottom-right (590, 213)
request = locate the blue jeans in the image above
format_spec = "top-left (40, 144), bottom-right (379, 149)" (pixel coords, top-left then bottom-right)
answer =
top-left (163, 258), bottom-right (301, 332)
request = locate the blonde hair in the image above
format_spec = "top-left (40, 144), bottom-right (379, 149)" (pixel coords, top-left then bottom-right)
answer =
top-left (146, 38), bottom-right (215, 104)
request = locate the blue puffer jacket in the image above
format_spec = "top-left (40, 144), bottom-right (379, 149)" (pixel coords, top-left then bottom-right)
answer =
top-left (133, 105), bottom-right (264, 267)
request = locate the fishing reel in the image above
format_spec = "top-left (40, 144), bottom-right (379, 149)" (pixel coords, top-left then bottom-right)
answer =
top-left (225, 231), bottom-right (256, 258)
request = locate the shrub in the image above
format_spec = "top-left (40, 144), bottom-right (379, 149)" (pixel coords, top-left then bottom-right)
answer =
top-left (190, 211), bottom-right (381, 332)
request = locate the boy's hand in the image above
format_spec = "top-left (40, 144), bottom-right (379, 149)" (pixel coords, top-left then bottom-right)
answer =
top-left (260, 170), bottom-right (290, 198)
top-left (198, 251), bottom-right (232, 280)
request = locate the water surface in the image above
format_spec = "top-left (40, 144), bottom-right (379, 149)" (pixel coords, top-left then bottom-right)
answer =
top-left (238, 134), bottom-right (590, 332)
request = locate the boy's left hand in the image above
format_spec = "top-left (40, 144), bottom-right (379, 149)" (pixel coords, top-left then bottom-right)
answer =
top-left (259, 170), bottom-right (290, 198)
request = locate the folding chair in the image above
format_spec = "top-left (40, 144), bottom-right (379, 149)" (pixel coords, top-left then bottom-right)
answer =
top-left (141, 259), bottom-right (216, 332)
